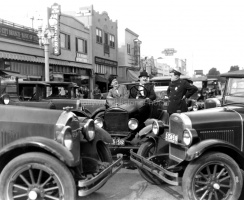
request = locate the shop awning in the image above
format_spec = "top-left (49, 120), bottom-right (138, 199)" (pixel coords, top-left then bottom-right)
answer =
top-left (95, 74), bottom-right (108, 83)
top-left (0, 69), bottom-right (27, 78)
top-left (127, 70), bottom-right (140, 81)
top-left (0, 51), bottom-right (92, 69)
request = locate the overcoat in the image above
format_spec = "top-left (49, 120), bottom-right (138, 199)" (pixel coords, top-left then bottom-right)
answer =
top-left (167, 79), bottom-right (198, 114)
top-left (107, 84), bottom-right (129, 98)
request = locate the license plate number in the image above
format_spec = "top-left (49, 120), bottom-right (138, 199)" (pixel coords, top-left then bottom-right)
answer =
top-left (112, 138), bottom-right (125, 146)
top-left (165, 132), bottom-right (178, 144)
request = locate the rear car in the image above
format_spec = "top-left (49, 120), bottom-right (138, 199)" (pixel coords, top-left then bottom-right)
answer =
top-left (130, 70), bottom-right (244, 200)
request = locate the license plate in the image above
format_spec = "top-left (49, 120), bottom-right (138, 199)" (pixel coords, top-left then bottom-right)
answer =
top-left (165, 132), bottom-right (178, 144)
top-left (112, 138), bottom-right (125, 146)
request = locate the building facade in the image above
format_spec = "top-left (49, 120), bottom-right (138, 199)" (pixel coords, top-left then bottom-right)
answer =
top-left (65, 5), bottom-right (118, 94)
top-left (0, 7), bottom-right (93, 94)
top-left (117, 28), bottom-right (142, 82)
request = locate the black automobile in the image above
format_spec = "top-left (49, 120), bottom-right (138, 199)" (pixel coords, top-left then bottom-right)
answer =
top-left (130, 69), bottom-right (244, 200)
top-left (0, 70), bottom-right (123, 199)
top-left (94, 82), bottom-right (168, 159)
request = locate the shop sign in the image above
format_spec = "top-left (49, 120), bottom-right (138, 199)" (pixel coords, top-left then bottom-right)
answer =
top-left (0, 23), bottom-right (38, 44)
top-left (162, 48), bottom-right (177, 56)
top-left (50, 3), bottom-right (61, 56)
top-left (76, 53), bottom-right (88, 63)
top-left (95, 56), bottom-right (117, 67)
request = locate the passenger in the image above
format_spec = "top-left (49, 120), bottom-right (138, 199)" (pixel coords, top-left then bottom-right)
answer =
top-left (93, 84), bottom-right (101, 99)
top-left (167, 68), bottom-right (198, 116)
top-left (107, 79), bottom-right (129, 98)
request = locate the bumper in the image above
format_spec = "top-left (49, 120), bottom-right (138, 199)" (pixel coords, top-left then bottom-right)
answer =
top-left (78, 155), bottom-right (123, 196)
top-left (130, 150), bottom-right (180, 186)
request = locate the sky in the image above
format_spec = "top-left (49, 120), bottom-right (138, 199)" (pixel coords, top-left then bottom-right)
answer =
top-left (0, 0), bottom-right (244, 75)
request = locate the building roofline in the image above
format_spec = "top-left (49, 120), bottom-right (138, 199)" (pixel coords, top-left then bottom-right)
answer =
top-left (125, 28), bottom-right (139, 37)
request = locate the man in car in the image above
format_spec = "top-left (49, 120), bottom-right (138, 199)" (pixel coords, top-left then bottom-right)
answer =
top-left (167, 68), bottom-right (198, 116)
top-left (134, 70), bottom-right (156, 101)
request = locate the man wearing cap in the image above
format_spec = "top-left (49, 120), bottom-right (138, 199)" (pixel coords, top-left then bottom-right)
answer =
top-left (167, 68), bottom-right (198, 116)
top-left (107, 79), bottom-right (129, 98)
top-left (133, 70), bottom-right (156, 101)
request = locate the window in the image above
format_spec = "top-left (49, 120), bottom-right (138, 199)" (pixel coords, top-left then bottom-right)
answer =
top-left (76, 38), bottom-right (87, 54)
top-left (104, 32), bottom-right (109, 45)
top-left (127, 44), bottom-right (130, 54)
top-left (96, 28), bottom-right (102, 43)
top-left (60, 33), bottom-right (70, 50)
top-left (109, 34), bottom-right (115, 48)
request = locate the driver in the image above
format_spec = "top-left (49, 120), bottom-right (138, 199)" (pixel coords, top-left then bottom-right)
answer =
top-left (134, 70), bottom-right (156, 101)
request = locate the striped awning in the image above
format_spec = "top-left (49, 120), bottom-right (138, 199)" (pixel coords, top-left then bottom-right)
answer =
top-left (0, 51), bottom-right (92, 69)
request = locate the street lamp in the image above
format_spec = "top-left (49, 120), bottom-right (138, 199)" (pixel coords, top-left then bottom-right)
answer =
top-left (37, 18), bottom-right (56, 81)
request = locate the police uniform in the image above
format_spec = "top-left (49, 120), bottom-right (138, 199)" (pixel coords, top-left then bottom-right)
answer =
top-left (167, 78), bottom-right (197, 114)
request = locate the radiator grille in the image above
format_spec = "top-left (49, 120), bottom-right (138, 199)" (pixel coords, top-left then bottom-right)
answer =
top-left (199, 130), bottom-right (235, 144)
top-left (104, 110), bottom-right (129, 133)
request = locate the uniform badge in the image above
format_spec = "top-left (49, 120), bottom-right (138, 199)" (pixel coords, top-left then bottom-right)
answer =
top-left (175, 87), bottom-right (178, 91)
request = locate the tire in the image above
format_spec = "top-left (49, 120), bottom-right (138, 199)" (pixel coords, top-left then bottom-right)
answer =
top-left (137, 141), bottom-right (164, 185)
top-left (0, 152), bottom-right (76, 200)
top-left (97, 141), bottom-right (113, 163)
top-left (182, 152), bottom-right (243, 200)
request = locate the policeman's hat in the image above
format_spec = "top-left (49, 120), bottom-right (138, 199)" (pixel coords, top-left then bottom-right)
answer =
top-left (139, 70), bottom-right (149, 78)
top-left (169, 67), bottom-right (184, 76)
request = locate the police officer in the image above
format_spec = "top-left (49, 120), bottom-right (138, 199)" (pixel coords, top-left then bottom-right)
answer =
top-left (167, 68), bottom-right (198, 116)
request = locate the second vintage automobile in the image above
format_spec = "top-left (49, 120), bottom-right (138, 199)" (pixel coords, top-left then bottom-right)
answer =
top-left (130, 69), bottom-right (244, 200)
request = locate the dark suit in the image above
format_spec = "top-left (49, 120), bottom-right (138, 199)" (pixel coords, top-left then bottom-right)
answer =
top-left (132, 83), bottom-right (156, 101)
top-left (167, 79), bottom-right (198, 114)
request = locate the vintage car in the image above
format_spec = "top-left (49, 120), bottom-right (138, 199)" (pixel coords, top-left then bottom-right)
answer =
top-left (94, 82), bottom-right (168, 160)
top-left (6, 79), bottom-right (106, 118)
top-left (0, 100), bottom-right (123, 199)
top-left (130, 69), bottom-right (244, 200)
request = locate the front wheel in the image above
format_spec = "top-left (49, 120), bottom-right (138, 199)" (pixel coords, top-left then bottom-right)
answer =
top-left (137, 140), bottom-right (164, 185)
top-left (182, 152), bottom-right (243, 200)
top-left (0, 152), bottom-right (76, 200)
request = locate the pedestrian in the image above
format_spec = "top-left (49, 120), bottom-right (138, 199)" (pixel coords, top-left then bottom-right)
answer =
top-left (167, 68), bottom-right (198, 116)
top-left (83, 86), bottom-right (89, 99)
top-left (107, 79), bottom-right (129, 98)
top-left (93, 84), bottom-right (101, 99)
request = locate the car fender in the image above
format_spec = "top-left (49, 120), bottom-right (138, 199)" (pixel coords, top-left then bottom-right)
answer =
top-left (0, 136), bottom-right (79, 168)
top-left (72, 110), bottom-right (91, 118)
top-left (94, 125), bottom-right (112, 143)
top-left (186, 139), bottom-right (244, 167)
top-left (90, 107), bottom-right (106, 119)
top-left (138, 124), bottom-right (152, 137)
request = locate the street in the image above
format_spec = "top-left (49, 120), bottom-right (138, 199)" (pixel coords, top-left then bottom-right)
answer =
top-left (78, 167), bottom-right (184, 200)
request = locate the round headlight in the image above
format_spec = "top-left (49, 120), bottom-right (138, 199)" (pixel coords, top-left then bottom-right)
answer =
top-left (1, 94), bottom-right (10, 105)
top-left (183, 129), bottom-right (192, 146)
top-left (94, 118), bottom-right (104, 128)
top-left (152, 120), bottom-right (159, 135)
top-left (128, 118), bottom-right (138, 130)
top-left (83, 119), bottom-right (95, 141)
top-left (64, 131), bottom-right (73, 150)
top-left (57, 126), bottom-right (73, 150)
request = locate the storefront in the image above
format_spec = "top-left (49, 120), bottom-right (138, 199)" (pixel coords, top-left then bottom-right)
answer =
top-left (94, 56), bottom-right (117, 92)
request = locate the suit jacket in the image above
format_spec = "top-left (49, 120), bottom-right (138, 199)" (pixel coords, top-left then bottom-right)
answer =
top-left (167, 79), bottom-right (198, 114)
top-left (133, 83), bottom-right (156, 101)
top-left (107, 84), bottom-right (129, 98)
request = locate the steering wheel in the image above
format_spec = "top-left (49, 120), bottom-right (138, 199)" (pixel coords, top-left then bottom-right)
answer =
top-left (130, 85), bottom-right (148, 99)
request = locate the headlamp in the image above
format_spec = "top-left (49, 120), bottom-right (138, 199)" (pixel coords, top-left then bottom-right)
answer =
top-left (83, 119), bottom-right (95, 141)
top-left (183, 129), bottom-right (193, 146)
top-left (94, 117), bottom-right (104, 128)
top-left (152, 120), bottom-right (159, 135)
top-left (128, 118), bottom-right (138, 130)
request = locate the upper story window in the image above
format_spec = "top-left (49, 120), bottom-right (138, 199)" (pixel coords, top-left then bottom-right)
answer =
top-left (76, 38), bottom-right (87, 54)
top-left (96, 28), bottom-right (102, 43)
top-left (60, 33), bottom-right (70, 50)
top-left (127, 44), bottom-right (131, 54)
top-left (109, 34), bottom-right (115, 48)
top-left (104, 32), bottom-right (109, 45)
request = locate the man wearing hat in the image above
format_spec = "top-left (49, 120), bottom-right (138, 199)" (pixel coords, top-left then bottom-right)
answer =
top-left (107, 79), bottom-right (129, 98)
top-left (167, 67), bottom-right (198, 116)
top-left (133, 70), bottom-right (156, 101)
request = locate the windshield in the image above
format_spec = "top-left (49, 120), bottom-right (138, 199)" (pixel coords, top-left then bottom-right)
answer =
top-left (193, 81), bottom-right (203, 89)
top-left (226, 78), bottom-right (244, 97)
